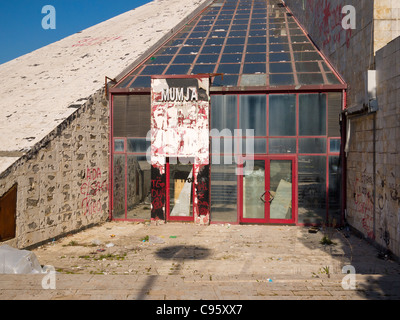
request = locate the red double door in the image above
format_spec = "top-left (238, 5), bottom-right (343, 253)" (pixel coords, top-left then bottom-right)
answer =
top-left (239, 156), bottom-right (297, 225)
top-left (165, 156), bottom-right (296, 225)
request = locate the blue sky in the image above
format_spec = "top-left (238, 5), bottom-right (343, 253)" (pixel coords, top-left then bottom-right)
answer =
top-left (0, 0), bottom-right (151, 65)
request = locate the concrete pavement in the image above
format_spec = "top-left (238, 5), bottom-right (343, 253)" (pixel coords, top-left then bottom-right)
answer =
top-left (1, 221), bottom-right (400, 300)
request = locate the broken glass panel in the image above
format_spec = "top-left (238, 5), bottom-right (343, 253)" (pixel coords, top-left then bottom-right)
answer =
top-left (240, 74), bottom-right (267, 86)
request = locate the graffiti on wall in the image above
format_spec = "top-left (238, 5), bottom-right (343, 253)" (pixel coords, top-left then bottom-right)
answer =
top-left (151, 166), bottom-right (166, 220)
top-left (80, 167), bottom-right (108, 215)
top-left (304, 0), bottom-right (353, 49)
top-left (353, 173), bottom-right (374, 239)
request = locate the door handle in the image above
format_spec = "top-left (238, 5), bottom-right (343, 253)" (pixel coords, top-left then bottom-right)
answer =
top-left (268, 191), bottom-right (275, 204)
top-left (260, 191), bottom-right (267, 203)
top-left (261, 191), bottom-right (275, 204)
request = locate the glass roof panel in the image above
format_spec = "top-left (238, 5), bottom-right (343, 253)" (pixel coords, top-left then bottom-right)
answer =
top-left (115, 0), bottom-right (344, 89)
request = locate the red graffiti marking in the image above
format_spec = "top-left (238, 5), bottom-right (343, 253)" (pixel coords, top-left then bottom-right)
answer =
top-left (81, 168), bottom-right (108, 215)
top-left (72, 36), bottom-right (122, 47)
top-left (305, 0), bottom-right (352, 49)
top-left (354, 178), bottom-right (375, 239)
top-left (151, 176), bottom-right (166, 212)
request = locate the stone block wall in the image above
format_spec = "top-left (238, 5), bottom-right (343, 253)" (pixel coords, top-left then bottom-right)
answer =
top-left (0, 88), bottom-right (110, 249)
top-left (374, 36), bottom-right (400, 257)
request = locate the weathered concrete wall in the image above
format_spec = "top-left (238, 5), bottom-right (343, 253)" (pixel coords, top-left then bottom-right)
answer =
top-left (344, 36), bottom-right (400, 258)
top-left (374, 0), bottom-right (400, 52)
top-left (0, 88), bottom-right (109, 249)
top-left (373, 36), bottom-right (400, 257)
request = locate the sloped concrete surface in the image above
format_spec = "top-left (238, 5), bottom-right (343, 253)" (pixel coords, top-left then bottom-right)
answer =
top-left (1, 222), bottom-right (399, 300)
top-left (0, 0), bottom-right (208, 173)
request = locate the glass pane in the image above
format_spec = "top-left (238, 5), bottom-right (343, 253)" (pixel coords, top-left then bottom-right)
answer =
top-left (212, 75), bottom-right (238, 87)
top-left (294, 52), bottom-right (322, 61)
top-left (220, 54), bottom-right (242, 63)
top-left (269, 138), bottom-right (296, 154)
top-left (179, 46), bottom-right (201, 54)
top-left (269, 74), bottom-right (294, 86)
top-left (269, 63), bottom-right (293, 73)
top-left (299, 138), bottom-right (327, 154)
top-left (298, 73), bottom-right (324, 85)
top-left (269, 94), bottom-right (296, 136)
top-left (197, 54), bottom-right (220, 64)
top-left (269, 43), bottom-right (289, 52)
top-left (329, 156), bottom-right (342, 224)
top-left (114, 139), bottom-right (125, 152)
top-left (245, 53), bottom-right (266, 63)
top-left (269, 52), bottom-right (291, 62)
top-left (202, 46), bottom-right (222, 54)
top-left (299, 94), bottom-right (327, 136)
top-left (246, 44), bottom-right (266, 53)
top-left (127, 138), bottom-right (150, 153)
top-left (165, 64), bottom-right (191, 75)
top-left (217, 64), bottom-right (241, 74)
top-left (224, 45), bottom-right (245, 53)
top-left (240, 95), bottom-right (267, 136)
top-left (295, 62), bottom-right (320, 72)
top-left (241, 138), bottom-right (267, 154)
top-left (243, 63), bottom-right (266, 74)
top-left (148, 55), bottom-right (174, 64)
top-left (141, 65), bottom-right (167, 75)
top-left (247, 37), bottom-right (266, 44)
top-left (330, 139), bottom-right (341, 153)
top-left (298, 156), bottom-right (327, 224)
top-left (292, 43), bottom-right (315, 51)
top-left (211, 164), bottom-right (238, 222)
top-left (191, 64), bottom-right (216, 74)
top-left (130, 76), bottom-right (151, 88)
top-left (211, 95), bottom-right (237, 132)
top-left (113, 154), bottom-right (125, 219)
top-left (127, 155), bottom-right (151, 220)
top-left (269, 160), bottom-right (292, 220)
top-left (172, 55), bottom-right (196, 64)
top-left (243, 160), bottom-right (265, 219)
top-left (326, 73), bottom-right (341, 84)
top-left (169, 162), bottom-right (193, 217)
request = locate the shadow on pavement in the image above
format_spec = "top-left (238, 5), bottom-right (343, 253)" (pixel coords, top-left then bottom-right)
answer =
top-left (298, 225), bottom-right (400, 299)
top-left (136, 245), bottom-right (212, 299)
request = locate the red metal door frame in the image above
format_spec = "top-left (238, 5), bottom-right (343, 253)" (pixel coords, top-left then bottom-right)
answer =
top-left (239, 155), bottom-right (297, 225)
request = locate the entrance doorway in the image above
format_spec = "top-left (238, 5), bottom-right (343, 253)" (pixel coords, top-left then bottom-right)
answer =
top-left (240, 156), bottom-right (296, 224)
top-left (166, 159), bottom-right (195, 222)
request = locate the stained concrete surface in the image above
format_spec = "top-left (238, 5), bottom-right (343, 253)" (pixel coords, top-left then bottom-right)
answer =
top-left (1, 221), bottom-right (400, 300)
